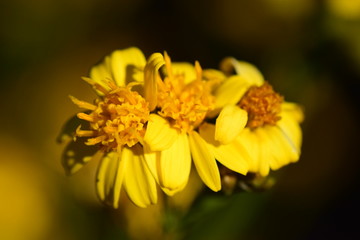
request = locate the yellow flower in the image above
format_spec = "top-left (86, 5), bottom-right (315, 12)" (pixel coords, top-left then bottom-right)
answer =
top-left (143, 53), bottom-right (249, 195)
top-left (63, 47), bottom-right (163, 208)
top-left (209, 57), bottom-right (303, 176)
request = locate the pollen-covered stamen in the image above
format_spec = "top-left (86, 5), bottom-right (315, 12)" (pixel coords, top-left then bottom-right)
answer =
top-left (157, 56), bottom-right (215, 133)
top-left (72, 80), bottom-right (149, 150)
top-left (238, 82), bottom-right (283, 129)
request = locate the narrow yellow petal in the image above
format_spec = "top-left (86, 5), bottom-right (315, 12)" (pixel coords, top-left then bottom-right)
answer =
top-left (112, 152), bottom-right (128, 208)
top-left (160, 133), bottom-right (191, 192)
top-left (251, 138), bottom-right (261, 173)
top-left (90, 47), bottom-right (146, 87)
top-left (266, 126), bottom-right (299, 168)
top-left (69, 95), bottom-right (97, 111)
top-left (143, 144), bottom-right (160, 185)
top-left (195, 61), bottom-right (202, 81)
top-left (77, 112), bottom-right (94, 122)
top-left (145, 133), bottom-right (191, 195)
top-left (278, 112), bottom-right (303, 153)
top-left (256, 128), bottom-right (276, 175)
top-left (188, 131), bottom-right (221, 192)
top-left (161, 178), bottom-right (189, 196)
top-left (144, 53), bottom-right (165, 111)
top-left (235, 129), bottom-right (259, 173)
top-left (96, 153), bottom-right (112, 201)
top-left (144, 114), bottom-right (178, 152)
top-left (208, 75), bottom-right (251, 118)
top-left (123, 145), bottom-right (157, 208)
top-left (96, 151), bottom-right (127, 208)
top-left (258, 130), bottom-right (271, 176)
top-left (215, 105), bottom-right (248, 144)
top-left (162, 187), bottom-right (177, 196)
top-left (247, 130), bottom-right (263, 175)
top-left (220, 57), bottom-right (264, 86)
top-left (199, 123), bottom-right (249, 175)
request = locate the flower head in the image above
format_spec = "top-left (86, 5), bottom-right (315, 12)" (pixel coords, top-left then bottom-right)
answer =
top-left (62, 47), bottom-right (158, 208)
top-left (144, 53), bottom-right (249, 195)
top-left (211, 57), bottom-right (303, 176)
top-left (60, 47), bottom-right (303, 209)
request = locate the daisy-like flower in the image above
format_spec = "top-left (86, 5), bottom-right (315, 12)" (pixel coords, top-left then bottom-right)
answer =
top-left (207, 57), bottom-right (303, 176)
top-left (143, 53), bottom-right (249, 195)
top-left (64, 47), bottom-right (165, 208)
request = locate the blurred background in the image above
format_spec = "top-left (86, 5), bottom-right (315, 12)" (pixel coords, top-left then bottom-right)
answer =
top-left (1, 0), bottom-right (360, 239)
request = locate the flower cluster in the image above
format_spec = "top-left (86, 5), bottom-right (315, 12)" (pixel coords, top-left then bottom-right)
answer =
top-left (61, 47), bottom-right (303, 208)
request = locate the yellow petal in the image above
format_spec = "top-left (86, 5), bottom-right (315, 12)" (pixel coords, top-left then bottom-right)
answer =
top-left (256, 128), bottom-right (276, 175)
top-left (245, 130), bottom-right (263, 175)
top-left (144, 53), bottom-right (165, 111)
top-left (278, 112), bottom-right (302, 153)
top-left (160, 133), bottom-right (191, 192)
top-left (257, 129), bottom-right (271, 176)
top-left (144, 133), bottom-right (191, 195)
top-left (282, 102), bottom-right (304, 123)
top-left (220, 57), bottom-right (264, 86)
top-left (90, 47), bottom-right (146, 87)
top-left (161, 178), bottom-right (189, 196)
top-left (202, 69), bottom-right (226, 82)
top-left (89, 56), bottom-right (112, 86)
top-left (171, 62), bottom-right (196, 84)
top-left (199, 123), bottom-right (249, 175)
top-left (96, 151), bottom-right (127, 208)
top-left (209, 75), bottom-right (251, 117)
top-left (143, 145), bottom-right (159, 183)
top-left (215, 105), bottom-right (248, 144)
top-left (255, 125), bottom-right (300, 176)
top-left (144, 114), bottom-right (178, 152)
top-left (69, 96), bottom-right (97, 111)
top-left (235, 128), bottom-right (259, 173)
top-left (266, 126), bottom-right (299, 168)
top-left (216, 143), bottom-right (249, 175)
top-left (143, 148), bottom-right (193, 196)
top-left (123, 145), bottom-right (157, 208)
top-left (109, 47), bottom-right (147, 85)
top-left (188, 131), bottom-right (221, 192)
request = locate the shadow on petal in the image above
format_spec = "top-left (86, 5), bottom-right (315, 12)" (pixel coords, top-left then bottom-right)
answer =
top-left (61, 137), bottom-right (101, 176)
top-left (56, 114), bottom-right (86, 144)
top-left (58, 114), bottom-right (101, 175)
top-left (125, 64), bottom-right (144, 94)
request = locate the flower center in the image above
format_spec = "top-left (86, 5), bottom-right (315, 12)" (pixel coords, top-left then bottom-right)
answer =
top-left (156, 56), bottom-right (215, 133)
top-left (75, 80), bottom-right (149, 150)
top-left (238, 82), bottom-right (283, 129)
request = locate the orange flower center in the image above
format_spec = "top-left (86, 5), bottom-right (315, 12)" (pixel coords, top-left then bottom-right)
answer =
top-left (238, 82), bottom-right (283, 129)
top-left (74, 80), bottom-right (149, 151)
top-left (156, 55), bottom-right (215, 133)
